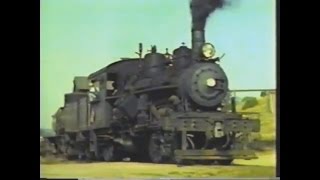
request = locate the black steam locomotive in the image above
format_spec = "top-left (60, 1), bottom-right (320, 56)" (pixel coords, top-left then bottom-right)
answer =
top-left (45, 29), bottom-right (260, 165)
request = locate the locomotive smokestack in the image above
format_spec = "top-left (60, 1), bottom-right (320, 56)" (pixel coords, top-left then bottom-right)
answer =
top-left (190, 0), bottom-right (230, 59)
top-left (192, 29), bottom-right (205, 60)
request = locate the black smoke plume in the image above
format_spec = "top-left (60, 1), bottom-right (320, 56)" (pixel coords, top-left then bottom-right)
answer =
top-left (190, 0), bottom-right (230, 30)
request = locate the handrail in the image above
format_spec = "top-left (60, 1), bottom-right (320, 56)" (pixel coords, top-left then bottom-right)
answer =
top-left (229, 89), bottom-right (276, 92)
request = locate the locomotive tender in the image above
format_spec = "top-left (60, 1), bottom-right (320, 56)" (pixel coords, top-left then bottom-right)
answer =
top-left (47, 27), bottom-right (260, 165)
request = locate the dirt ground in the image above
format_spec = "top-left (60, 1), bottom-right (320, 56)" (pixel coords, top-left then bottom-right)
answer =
top-left (40, 150), bottom-right (276, 178)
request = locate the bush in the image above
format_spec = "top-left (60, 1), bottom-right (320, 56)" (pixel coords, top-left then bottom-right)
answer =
top-left (40, 155), bottom-right (66, 164)
top-left (241, 97), bottom-right (258, 110)
top-left (260, 91), bottom-right (267, 97)
top-left (40, 128), bottom-right (56, 137)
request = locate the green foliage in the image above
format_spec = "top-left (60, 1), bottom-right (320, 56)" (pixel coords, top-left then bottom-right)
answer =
top-left (40, 155), bottom-right (66, 164)
top-left (40, 128), bottom-right (56, 137)
top-left (260, 91), bottom-right (267, 97)
top-left (241, 97), bottom-right (258, 110)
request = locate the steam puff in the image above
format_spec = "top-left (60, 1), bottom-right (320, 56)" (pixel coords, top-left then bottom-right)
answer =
top-left (190, 0), bottom-right (229, 30)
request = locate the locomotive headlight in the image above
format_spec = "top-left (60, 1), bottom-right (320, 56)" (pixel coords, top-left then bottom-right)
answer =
top-left (202, 43), bottom-right (216, 59)
top-left (206, 78), bottom-right (216, 87)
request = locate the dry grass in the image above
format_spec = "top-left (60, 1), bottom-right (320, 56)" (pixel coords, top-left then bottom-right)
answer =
top-left (41, 151), bottom-right (275, 178)
top-left (237, 96), bottom-right (276, 142)
top-left (40, 96), bottom-right (277, 178)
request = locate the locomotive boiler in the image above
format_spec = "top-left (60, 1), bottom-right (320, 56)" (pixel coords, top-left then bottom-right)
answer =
top-left (45, 25), bottom-right (260, 165)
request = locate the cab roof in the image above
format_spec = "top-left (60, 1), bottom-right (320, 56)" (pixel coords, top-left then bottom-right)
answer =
top-left (88, 58), bottom-right (140, 80)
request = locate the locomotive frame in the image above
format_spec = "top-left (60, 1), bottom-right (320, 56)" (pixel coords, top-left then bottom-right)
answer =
top-left (46, 51), bottom-right (260, 165)
top-left (44, 13), bottom-right (261, 164)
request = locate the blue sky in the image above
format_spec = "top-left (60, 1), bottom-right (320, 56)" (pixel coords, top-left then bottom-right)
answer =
top-left (40, 0), bottom-right (276, 128)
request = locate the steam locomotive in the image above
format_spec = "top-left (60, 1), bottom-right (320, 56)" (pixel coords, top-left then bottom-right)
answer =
top-left (45, 29), bottom-right (260, 165)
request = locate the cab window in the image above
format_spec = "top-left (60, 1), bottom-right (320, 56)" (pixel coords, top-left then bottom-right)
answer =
top-left (106, 73), bottom-right (118, 96)
top-left (89, 81), bottom-right (100, 92)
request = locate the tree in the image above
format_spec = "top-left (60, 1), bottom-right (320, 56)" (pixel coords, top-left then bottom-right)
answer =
top-left (241, 97), bottom-right (258, 110)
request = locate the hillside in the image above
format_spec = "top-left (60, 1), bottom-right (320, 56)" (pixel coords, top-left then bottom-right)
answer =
top-left (236, 95), bottom-right (276, 142)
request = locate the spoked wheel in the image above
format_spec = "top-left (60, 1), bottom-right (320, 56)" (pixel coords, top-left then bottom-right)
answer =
top-left (65, 146), bottom-right (77, 160)
top-left (77, 152), bottom-right (85, 161)
top-left (84, 148), bottom-right (95, 161)
top-left (172, 134), bottom-right (196, 165)
top-left (217, 159), bottom-right (233, 165)
top-left (57, 141), bottom-right (67, 155)
top-left (102, 145), bottom-right (116, 162)
top-left (57, 135), bottom-right (76, 160)
top-left (148, 133), bottom-right (169, 163)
